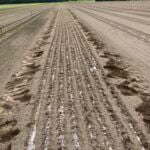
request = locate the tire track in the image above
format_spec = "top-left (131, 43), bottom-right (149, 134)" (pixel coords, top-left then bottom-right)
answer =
top-left (36, 10), bottom-right (68, 150)
top-left (67, 16), bottom-right (117, 150)
top-left (26, 9), bottom-right (59, 150)
top-left (66, 16), bottom-right (100, 150)
top-left (65, 11), bottom-right (94, 150)
top-left (68, 10), bottom-right (150, 149)
top-left (69, 16), bottom-right (131, 150)
top-left (37, 16), bottom-right (61, 150)
top-left (0, 7), bottom-right (57, 150)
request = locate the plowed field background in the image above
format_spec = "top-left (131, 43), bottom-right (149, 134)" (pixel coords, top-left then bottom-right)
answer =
top-left (0, 2), bottom-right (150, 150)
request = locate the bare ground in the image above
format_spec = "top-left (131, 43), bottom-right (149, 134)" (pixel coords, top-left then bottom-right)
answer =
top-left (0, 2), bottom-right (150, 150)
top-left (0, 9), bottom-right (52, 99)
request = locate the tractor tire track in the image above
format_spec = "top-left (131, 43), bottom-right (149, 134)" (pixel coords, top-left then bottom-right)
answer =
top-left (68, 10), bottom-right (150, 149)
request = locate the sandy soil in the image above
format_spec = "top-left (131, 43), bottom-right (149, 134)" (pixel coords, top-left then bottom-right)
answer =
top-left (0, 2), bottom-right (150, 150)
top-left (0, 9), bottom-right (51, 97)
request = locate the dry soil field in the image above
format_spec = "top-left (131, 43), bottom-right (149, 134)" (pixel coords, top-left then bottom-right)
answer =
top-left (0, 1), bottom-right (150, 150)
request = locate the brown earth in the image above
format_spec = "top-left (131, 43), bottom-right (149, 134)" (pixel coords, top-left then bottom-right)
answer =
top-left (0, 2), bottom-right (150, 150)
top-left (0, 4), bottom-right (50, 26)
top-left (0, 5), bottom-right (55, 97)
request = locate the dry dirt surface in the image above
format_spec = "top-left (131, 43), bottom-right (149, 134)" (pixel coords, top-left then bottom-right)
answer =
top-left (0, 4), bottom-right (54, 97)
top-left (0, 2), bottom-right (150, 150)
top-left (0, 4), bottom-right (50, 26)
